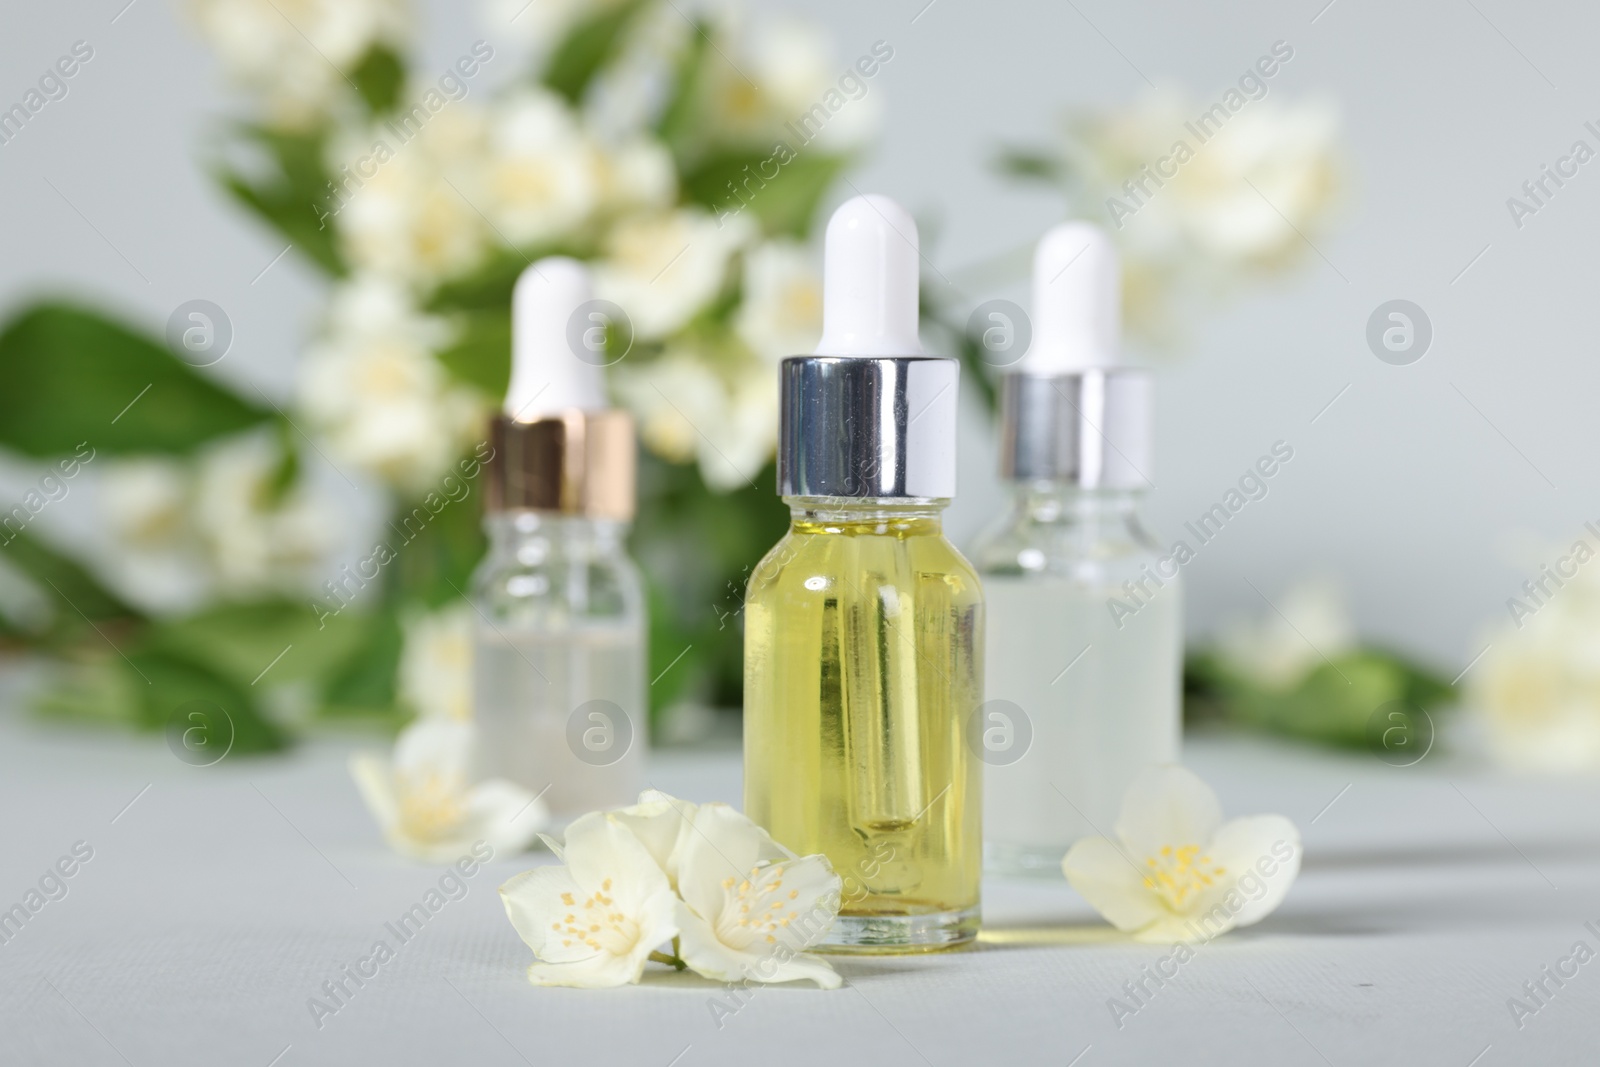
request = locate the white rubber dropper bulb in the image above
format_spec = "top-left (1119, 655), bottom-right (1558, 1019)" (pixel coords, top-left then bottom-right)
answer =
top-left (814, 194), bottom-right (924, 356)
top-left (1026, 221), bottom-right (1120, 372)
top-left (505, 256), bottom-right (606, 420)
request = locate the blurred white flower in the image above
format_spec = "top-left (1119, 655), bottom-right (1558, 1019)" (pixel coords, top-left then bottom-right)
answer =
top-left (329, 106), bottom-right (493, 289)
top-left (613, 352), bottom-right (718, 467)
top-left (613, 350), bottom-right (776, 491)
top-left (1062, 89), bottom-right (1340, 340)
top-left (735, 240), bottom-right (822, 362)
top-left (102, 459), bottom-right (190, 555)
top-left (1216, 576), bottom-right (1354, 690)
top-left (482, 89), bottom-right (601, 246)
top-left (100, 432), bottom-right (335, 606)
top-left (593, 209), bottom-right (754, 341)
top-left (704, 17), bottom-right (879, 151)
top-left (1473, 558), bottom-right (1600, 772)
top-left (352, 717), bottom-right (548, 862)
top-left (584, 5), bottom-right (691, 137)
top-left (399, 606), bottom-right (474, 721)
top-left (594, 136), bottom-right (677, 215)
top-left (100, 458), bottom-right (205, 611)
top-left (298, 275), bottom-right (485, 493)
top-left (1063, 765), bottom-right (1301, 943)
top-left (188, 0), bottom-right (408, 127)
top-left (191, 433), bottom-right (336, 595)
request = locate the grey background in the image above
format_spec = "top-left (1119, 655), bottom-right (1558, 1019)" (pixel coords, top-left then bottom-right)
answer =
top-left (3, 0), bottom-right (1595, 675)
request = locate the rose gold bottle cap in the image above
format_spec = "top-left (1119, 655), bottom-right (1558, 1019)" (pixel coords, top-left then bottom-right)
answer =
top-left (485, 410), bottom-right (635, 521)
top-left (487, 256), bottom-right (636, 521)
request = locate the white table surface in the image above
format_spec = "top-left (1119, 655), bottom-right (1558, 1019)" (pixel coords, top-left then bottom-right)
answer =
top-left (2, 703), bottom-right (1597, 1067)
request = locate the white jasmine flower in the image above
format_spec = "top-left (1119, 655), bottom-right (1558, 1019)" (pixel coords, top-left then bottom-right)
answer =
top-left (1063, 765), bottom-right (1301, 943)
top-left (298, 275), bottom-right (485, 492)
top-left (329, 106), bottom-right (493, 289)
top-left (612, 352), bottom-right (718, 467)
top-left (611, 789), bottom-right (696, 889)
top-left (595, 137), bottom-right (677, 215)
top-left (1062, 89), bottom-right (1340, 341)
top-left (399, 606), bottom-right (474, 722)
top-left (1216, 576), bottom-right (1354, 689)
top-left (705, 363), bottom-right (780, 490)
top-left (190, 432), bottom-right (335, 596)
top-left (483, 90), bottom-right (600, 247)
top-left (499, 811), bottom-right (679, 987)
top-left (99, 434), bottom-right (334, 606)
top-left (188, 0), bottom-right (409, 127)
top-left (593, 209), bottom-right (754, 341)
top-left (1473, 559), bottom-right (1600, 772)
top-left (704, 17), bottom-right (879, 151)
top-left (99, 458), bottom-right (207, 611)
top-left (674, 803), bottom-right (842, 989)
top-left (735, 240), bottom-right (822, 362)
top-left (612, 351), bottom-right (776, 490)
top-left (352, 717), bottom-right (547, 863)
top-left (102, 459), bottom-right (190, 554)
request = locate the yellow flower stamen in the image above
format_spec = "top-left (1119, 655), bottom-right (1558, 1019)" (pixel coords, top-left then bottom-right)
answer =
top-left (1141, 843), bottom-right (1227, 909)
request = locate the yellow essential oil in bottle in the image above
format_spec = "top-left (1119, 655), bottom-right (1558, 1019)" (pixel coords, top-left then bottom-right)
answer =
top-left (742, 195), bottom-right (982, 952)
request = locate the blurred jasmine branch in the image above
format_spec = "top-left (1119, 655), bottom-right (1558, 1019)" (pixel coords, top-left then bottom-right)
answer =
top-left (0, 0), bottom-right (872, 751)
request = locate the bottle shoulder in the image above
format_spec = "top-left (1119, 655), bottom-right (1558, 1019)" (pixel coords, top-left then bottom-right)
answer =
top-left (971, 512), bottom-right (1172, 584)
top-left (747, 527), bottom-right (981, 603)
top-left (472, 539), bottom-right (644, 625)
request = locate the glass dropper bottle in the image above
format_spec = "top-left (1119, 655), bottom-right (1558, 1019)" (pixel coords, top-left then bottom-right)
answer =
top-left (743, 195), bottom-right (983, 952)
top-left (971, 224), bottom-right (1181, 875)
top-left (471, 257), bottom-right (647, 822)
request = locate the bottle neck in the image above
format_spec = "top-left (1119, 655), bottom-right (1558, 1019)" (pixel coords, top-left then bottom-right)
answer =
top-left (1007, 482), bottom-right (1144, 530)
top-left (783, 496), bottom-right (948, 535)
top-left (485, 510), bottom-right (627, 559)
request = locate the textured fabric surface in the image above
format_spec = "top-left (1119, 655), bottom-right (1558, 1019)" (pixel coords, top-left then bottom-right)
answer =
top-left (2, 709), bottom-right (1597, 1067)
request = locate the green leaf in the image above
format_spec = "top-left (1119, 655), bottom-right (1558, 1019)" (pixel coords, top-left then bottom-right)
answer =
top-left (437, 310), bottom-right (511, 398)
top-left (33, 654), bottom-right (144, 730)
top-left (128, 645), bottom-right (291, 755)
top-left (426, 245), bottom-right (589, 312)
top-left (995, 147), bottom-right (1064, 183)
top-left (541, 0), bottom-right (650, 105)
top-left (1185, 647), bottom-right (1456, 749)
top-left (388, 476), bottom-right (490, 612)
top-left (38, 644), bottom-right (291, 756)
top-left (143, 600), bottom-right (369, 692)
top-left (654, 26), bottom-right (710, 155)
top-left (351, 44), bottom-right (406, 114)
top-left (0, 303), bottom-right (273, 458)
top-left (428, 250), bottom-right (528, 312)
top-left (631, 454), bottom-right (788, 719)
top-left (216, 124), bottom-right (343, 276)
top-left (0, 528), bottom-right (139, 634)
top-left (679, 150), bottom-right (848, 238)
top-left (320, 610), bottom-right (406, 722)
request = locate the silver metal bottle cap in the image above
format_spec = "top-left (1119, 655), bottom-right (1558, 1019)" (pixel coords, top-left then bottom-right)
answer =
top-left (1000, 369), bottom-right (1151, 488)
top-left (778, 355), bottom-right (959, 499)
